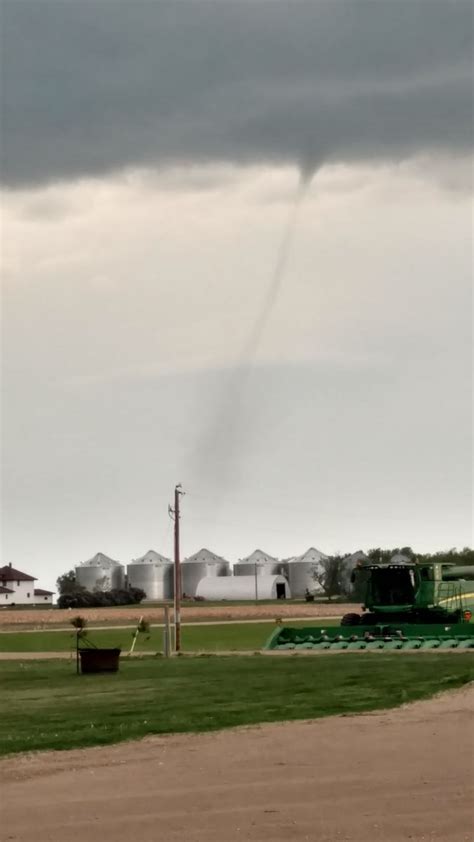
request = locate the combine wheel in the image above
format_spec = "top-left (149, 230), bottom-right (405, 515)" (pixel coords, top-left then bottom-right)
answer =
top-left (341, 613), bottom-right (361, 626)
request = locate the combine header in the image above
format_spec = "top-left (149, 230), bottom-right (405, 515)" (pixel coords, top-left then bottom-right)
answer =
top-left (266, 560), bottom-right (474, 652)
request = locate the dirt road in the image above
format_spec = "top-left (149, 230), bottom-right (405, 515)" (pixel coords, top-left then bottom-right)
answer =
top-left (2, 686), bottom-right (473, 842)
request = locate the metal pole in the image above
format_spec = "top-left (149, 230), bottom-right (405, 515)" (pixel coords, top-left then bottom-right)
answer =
top-left (129, 615), bottom-right (143, 657)
top-left (174, 484), bottom-right (182, 653)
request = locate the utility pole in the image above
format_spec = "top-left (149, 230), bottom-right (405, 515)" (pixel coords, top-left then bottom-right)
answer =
top-left (168, 484), bottom-right (184, 653)
top-left (163, 604), bottom-right (172, 658)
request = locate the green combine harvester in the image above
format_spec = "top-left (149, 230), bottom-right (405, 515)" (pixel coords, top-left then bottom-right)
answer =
top-left (266, 560), bottom-right (474, 652)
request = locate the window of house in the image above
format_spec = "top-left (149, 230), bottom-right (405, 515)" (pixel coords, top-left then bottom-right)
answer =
top-left (27, 592), bottom-right (30, 598)
top-left (17, 581), bottom-right (20, 586)
top-left (5, 594), bottom-right (8, 600)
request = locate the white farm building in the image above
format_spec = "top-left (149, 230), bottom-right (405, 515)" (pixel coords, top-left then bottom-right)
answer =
top-left (196, 574), bottom-right (290, 601)
top-left (0, 564), bottom-right (54, 605)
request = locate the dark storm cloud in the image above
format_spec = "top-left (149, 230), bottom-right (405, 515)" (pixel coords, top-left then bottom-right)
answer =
top-left (1, 0), bottom-right (472, 187)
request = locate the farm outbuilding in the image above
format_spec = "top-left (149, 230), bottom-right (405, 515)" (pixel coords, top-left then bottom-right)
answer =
top-left (33, 588), bottom-right (54, 605)
top-left (127, 550), bottom-right (173, 601)
top-left (195, 574), bottom-right (291, 601)
top-left (75, 553), bottom-right (125, 592)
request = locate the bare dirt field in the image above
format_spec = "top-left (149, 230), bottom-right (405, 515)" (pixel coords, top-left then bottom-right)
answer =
top-left (0, 602), bottom-right (351, 628)
top-left (2, 685), bottom-right (472, 842)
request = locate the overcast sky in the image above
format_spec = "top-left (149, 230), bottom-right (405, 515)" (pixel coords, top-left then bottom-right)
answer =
top-left (1, 1), bottom-right (472, 591)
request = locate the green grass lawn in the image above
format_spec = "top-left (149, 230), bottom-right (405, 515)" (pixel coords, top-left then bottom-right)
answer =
top-left (0, 620), bottom-right (338, 653)
top-left (0, 655), bottom-right (472, 756)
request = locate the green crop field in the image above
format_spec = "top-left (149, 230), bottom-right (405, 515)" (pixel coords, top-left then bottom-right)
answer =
top-left (1, 654), bottom-right (472, 756)
top-left (0, 619), bottom-right (338, 654)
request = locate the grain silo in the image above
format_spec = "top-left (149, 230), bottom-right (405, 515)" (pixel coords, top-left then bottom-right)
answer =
top-left (75, 552), bottom-right (125, 591)
top-left (196, 574), bottom-right (291, 601)
top-left (390, 553), bottom-right (412, 565)
top-left (127, 550), bottom-right (173, 601)
top-left (181, 548), bottom-right (230, 598)
top-left (340, 550), bottom-right (370, 596)
top-left (233, 549), bottom-right (285, 578)
top-left (287, 547), bottom-right (328, 597)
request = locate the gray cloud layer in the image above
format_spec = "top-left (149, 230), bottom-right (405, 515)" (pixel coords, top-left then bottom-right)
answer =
top-left (2, 1), bottom-right (472, 187)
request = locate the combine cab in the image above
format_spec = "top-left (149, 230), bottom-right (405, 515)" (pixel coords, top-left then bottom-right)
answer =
top-left (266, 561), bottom-right (474, 652)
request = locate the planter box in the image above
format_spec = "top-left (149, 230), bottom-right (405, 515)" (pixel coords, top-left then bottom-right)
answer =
top-left (79, 648), bottom-right (121, 674)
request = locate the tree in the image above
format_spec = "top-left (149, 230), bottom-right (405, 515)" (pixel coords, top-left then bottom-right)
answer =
top-left (57, 585), bottom-right (146, 609)
top-left (128, 587), bottom-right (146, 604)
top-left (313, 557), bottom-right (344, 601)
top-left (367, 547), bottom-right (414, 563)
top-left (57, 590), bottom-right (96, 609)
top-left (56, 570), bottom-right (84, 596)
top-left (416, 547), bottom-right (474, 566)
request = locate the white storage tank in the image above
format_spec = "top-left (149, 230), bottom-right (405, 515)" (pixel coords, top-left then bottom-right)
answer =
top-left (196, 574), bottom-right (291, 601)
top-left (181, 548), bottom-right (230, 598)
top-left (287, 547), bottom-right (328, 598)
top-left (127, 550), bottom-right (173, 601)
top-left (390, 553), bottom-right (412, 565)
top-left (234, 549), bottom-right (285, 578)
top-left (75, 552), bottom-right (125, 591)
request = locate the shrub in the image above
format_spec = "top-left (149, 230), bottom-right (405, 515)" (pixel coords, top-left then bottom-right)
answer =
top-left (57, 586), bottom-right (146, 609)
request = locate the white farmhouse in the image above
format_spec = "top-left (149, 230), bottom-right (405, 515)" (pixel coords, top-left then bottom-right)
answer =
top-left (0, 564), bottom-right (54, 605)
top-left (33, 588), bottom-right (54, 605)
top-left (0, 585), bottom-right (15, 605)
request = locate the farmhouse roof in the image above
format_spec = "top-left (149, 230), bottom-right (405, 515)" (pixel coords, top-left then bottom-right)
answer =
top-left (0, 565), bottom-right (37, 582)
top-left (0, 585), bottom-right (14, 594)
top-left (34, 588), bottom-right (54, 596)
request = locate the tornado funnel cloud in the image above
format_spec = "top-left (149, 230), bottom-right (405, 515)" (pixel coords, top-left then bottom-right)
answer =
top-left (241, 179), bottom-right (309, 365)
top-left (189, 178), bottom-right (312, 494)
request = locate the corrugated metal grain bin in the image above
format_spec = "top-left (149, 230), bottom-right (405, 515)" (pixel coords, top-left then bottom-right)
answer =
top-left (181, 549), bottom-right (230, 597)
top-left (75, 553), bottom-right (125, 592)
top-left (127, 550), bottom-right (173, 600)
